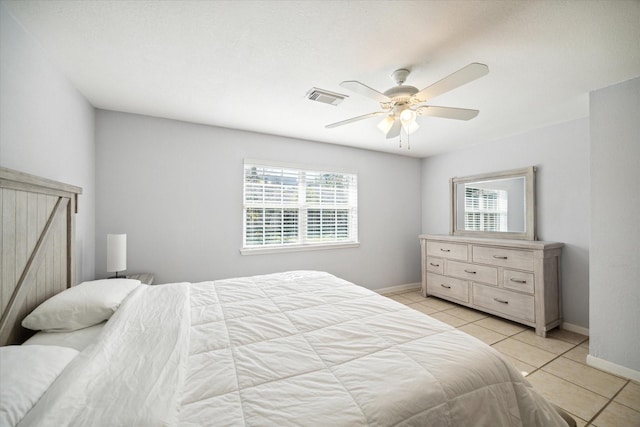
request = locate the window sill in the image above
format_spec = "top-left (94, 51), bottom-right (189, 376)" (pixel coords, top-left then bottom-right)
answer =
top-left (240, 242), bottom-right (360, 255)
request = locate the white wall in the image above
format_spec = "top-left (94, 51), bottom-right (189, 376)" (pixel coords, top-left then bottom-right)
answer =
top-left (590, 76), bottom-right (640, 374)
top-left (95, 110), bottom-right (422, 289)
top-left (421, 118), bottom-right (590, 329)
top-left (0, 4), bottom-right (95, 282)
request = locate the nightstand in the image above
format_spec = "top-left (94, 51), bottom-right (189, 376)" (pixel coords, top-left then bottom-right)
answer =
top-left (127, 273), bottom-right (154, 285)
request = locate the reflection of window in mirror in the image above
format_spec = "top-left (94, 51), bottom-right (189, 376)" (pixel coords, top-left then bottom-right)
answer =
top-left (451, 167), bottom-right (535, 240)
top-left (457, 179), bottom-right (521, 232)
top-left (463, 186), bottom-right (508, 232)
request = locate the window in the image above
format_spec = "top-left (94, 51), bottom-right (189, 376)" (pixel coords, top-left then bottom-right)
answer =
top-left (464, 186), bottom-right (508, 232)
top-left (242, 160), bottom-right (358, 253)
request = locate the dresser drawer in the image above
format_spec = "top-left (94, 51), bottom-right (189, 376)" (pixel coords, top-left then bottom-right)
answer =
top-left (426, 241), bottom-right (467, 261)
top-left (504, 270), bottom-right (535, 294)
top-left (446, 261), bottom-right (498, 286)
top-left (426, 273), bottom-right (469, 303)
top-left (472, 283), bottom-right (535, 323)
top-left (425, 257), bottom-right (444, 274)
top-left (472, 246), bottom-right (534, 271)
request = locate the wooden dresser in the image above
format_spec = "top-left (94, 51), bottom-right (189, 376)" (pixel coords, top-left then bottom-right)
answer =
top-left (420, 235), bottom-right (563, 337)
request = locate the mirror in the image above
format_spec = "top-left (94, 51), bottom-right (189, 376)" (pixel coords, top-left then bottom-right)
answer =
top-left (450, 167), bottom-right (536, 240)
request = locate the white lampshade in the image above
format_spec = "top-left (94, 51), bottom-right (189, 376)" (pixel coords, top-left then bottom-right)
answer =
top-left (377, 116), bottom-right (395, 135)
top-left (107, 234), bottom-right (127, 273)
top-left (404, 120), bottom-right (420, 134)
top-left (400, 109), bottom-right (416, 126)
top-left (400, 109), bottom-right (419, 135)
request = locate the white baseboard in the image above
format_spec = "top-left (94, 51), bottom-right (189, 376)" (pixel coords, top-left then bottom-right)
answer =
top-left (561, 322), bottom-right (589, 336)
top-left (375, 282), bottom-right (421, 295)
top-left (587, 354), bottom-right (640, 382)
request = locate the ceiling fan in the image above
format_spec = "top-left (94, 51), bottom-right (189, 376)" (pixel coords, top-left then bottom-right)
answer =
top-left (326, 63), bottom-right (489, 141)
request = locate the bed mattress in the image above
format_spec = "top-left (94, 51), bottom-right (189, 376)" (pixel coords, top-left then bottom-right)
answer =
top-left (19, 271), bottom-right (567, 426)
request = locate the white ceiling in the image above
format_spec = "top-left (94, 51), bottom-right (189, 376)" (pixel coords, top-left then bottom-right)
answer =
top-left (4, 0), bottom-right (640, 158)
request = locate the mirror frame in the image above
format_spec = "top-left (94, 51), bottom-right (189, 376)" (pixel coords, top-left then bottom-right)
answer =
top-left (450, 166), bottom-right (536, 240)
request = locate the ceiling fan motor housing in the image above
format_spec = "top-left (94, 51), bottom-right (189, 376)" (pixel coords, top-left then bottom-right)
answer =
top-left (382, 85), bottom-right (419, 114)
top-left (383, 85), bottom-right (418, 99)
top-left (382, 69), bottom-right (419, 110)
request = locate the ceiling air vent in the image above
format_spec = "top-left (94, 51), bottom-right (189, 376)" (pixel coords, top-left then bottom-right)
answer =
top-left (306, 87), bottom-right (348, 106)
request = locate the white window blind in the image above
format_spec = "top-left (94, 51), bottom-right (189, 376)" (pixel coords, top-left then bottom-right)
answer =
top-left (464, 187), bottom-right (508, 232)
top-left (243, 161), bottom-right (358, 251)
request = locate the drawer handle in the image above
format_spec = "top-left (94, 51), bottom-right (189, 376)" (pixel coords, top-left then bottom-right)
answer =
top-left (430, 262), bottom-right (440, 267)
top-left (493, 255), bottom-right (508, 259)
top-left (493, 298), bottom-right (509, 304)
top-left (440, 248), bottom-right (451, 252)
top-left (510, 278), bottom-right (527, 284)
top-left (464, 269), bottom-right (477, 274)
top-left (440, 284), bottom-right (451, 289)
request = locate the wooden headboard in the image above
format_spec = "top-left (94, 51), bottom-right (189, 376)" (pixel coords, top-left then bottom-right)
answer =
top-left (0, 167), bottom-right (82, 345)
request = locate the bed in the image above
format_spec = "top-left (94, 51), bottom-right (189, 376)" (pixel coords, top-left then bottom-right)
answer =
top-left (0, 168), bottom-right (572, 426)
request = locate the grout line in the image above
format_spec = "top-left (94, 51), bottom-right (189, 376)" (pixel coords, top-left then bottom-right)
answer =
top-left (538, 367), bottom-right (627, 403)
top-left (607, 380), bottom-right (640, 413)
top-left (526, 342), bottom-right (579, 377)
top-left (585, 379), bottom-right (630, 425)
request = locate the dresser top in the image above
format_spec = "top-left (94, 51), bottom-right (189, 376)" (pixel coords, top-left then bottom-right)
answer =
top-left (420, 234), bottom-right (563, 250)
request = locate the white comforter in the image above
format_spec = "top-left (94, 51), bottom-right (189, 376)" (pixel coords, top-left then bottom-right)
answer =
top-left (21, 271), bottom-right (567, 426)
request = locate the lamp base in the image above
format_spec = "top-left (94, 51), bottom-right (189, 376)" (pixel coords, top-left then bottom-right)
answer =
top-left (107, 271), bottom-right (126, 279)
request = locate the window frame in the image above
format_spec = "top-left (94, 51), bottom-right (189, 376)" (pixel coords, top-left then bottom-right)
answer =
top-left (241, 159), bottom-right (359, 255)
top-left (463, 186), bottom-right (508, 232)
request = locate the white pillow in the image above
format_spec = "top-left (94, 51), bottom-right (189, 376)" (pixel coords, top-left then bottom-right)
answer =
top-left (0, 345), bottom-right (78, 427)
top-left (22, 279), bottom-right (141, 332)
top-left (23, 321), bottom-right (107, 351)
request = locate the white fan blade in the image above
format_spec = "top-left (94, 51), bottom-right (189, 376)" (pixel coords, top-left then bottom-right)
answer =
top-left (385, 119), bottom-right (401, 139)
top-left (414, 63), bottom-right (489, 102)
top-left (325, 111), bottom-right (386, 128)
top-left (416, 105), bottom-right (479, 121)
top-left (340, 81), bottom-right (390, 102)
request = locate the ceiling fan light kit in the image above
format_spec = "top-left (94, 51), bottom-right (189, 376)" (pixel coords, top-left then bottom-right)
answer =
top-left (377, 115), bottom-right (395, 134)
top-left (400, 109), bottom-right (416, 127)
top-left (326, 63), bottom-right (489, 149)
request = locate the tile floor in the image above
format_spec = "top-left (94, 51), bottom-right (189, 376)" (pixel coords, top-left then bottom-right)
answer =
top-left (383, 288), bottom-right (640, 427)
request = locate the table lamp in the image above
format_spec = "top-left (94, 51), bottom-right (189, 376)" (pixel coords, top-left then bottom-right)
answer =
top-left (107, 234), bottom-right (127, 278)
